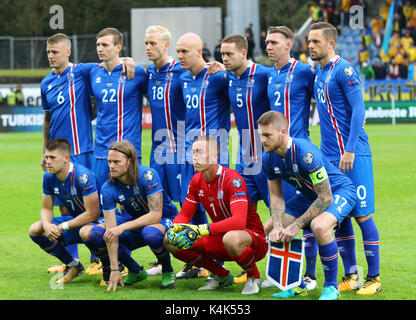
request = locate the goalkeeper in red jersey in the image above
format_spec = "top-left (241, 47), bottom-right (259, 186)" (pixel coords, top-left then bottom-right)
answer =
top-left (164, 135), bottom-right (267, 295)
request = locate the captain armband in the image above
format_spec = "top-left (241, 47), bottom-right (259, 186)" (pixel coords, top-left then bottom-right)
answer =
top-left (309, 167), bottom-right (328, 185)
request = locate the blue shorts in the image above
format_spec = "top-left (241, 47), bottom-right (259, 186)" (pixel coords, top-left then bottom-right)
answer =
top-left (52, 216), bottom-right (83, 246)
top-left (235, 163), bottom-right (270, 206)
top-left (53, 151), bottom-right (94, 207)
top-left (285, 184), bottom-right (357, 226)
top-left (150, 149), bottom-right (181, 203)
top-left (118, 217), bottom-right (173, 251)
top-left (331, 156), bottom-right (375, 217)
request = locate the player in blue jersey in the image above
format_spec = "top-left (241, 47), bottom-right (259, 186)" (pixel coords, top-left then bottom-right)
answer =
top-left (308, 22), bottom-right (380, 295)
top-left (176, 32), bottom-right (231, 279)
top-left (90, 28), bottom-right (148, 188)
top-left (79, 140), bottom-right (178, 291)
top-left (41, 33), bottom-right (136, 275)
top-left (41, 33), bottom-right (101, 275)
top-left (257, 111), bottom-right (357, 300)
top-left (264, 26), bottom-right (318, 289)
top-left (221, 33), bottom-right (271, 284)
top-left (28, 138), bottom-right (100, 284)
top-left (145, 25), bottom-right (184, 206)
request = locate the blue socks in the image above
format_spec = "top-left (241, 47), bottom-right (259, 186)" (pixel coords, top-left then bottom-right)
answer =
top-left (359, 217), bottom-right (380, 277)
top-left (30, 235), bottom-right (74, 265)
top-left (142, 226), bottom-right (173, 273)
top-left (318, 240), bottom-right (339, 288)
top-left (303, 230), bottom-right (317, 278)
top-left (335, 217), bottom-right (358, 275)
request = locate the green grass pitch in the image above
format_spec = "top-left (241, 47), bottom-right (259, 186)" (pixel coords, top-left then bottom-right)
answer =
top-left (0, 125), bottom-right (415, 300)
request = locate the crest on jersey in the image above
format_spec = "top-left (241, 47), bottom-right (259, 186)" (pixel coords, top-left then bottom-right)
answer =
top-left (343, 66), bottom-right (354, 77)
top-left (246, 78), bottom-right (255, 87)
top-left (285, 74), bottom-right (294, 83)
top-left (201, 80), bottom-right (209, 88)
top-left (79, 173), bottom-right (89, 184)
top-left (143, 170), bottom-right (154, 181)
top-left (67, 72), bottom-right (75, 84)
top-left (118, 75), bottom-right (126, 84)
top-left (232, 178), bottom-right (242, 188)
top-left (166, 72), bottom-right (174, 81)
top-left (302, 152), bottom-right (314, 165)
top-left (217, 190), bottom-right (224, 199)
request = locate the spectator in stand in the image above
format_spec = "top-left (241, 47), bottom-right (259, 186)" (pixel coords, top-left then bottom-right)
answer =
top-left (370, 15), bottom-right (384, 48)
top-left (372, 58), bottom-right (387, 80)
top-left (260, 30), bottom-right (267, 56)
top-left (388, 58), bottom-right (400, 79)
top-left (359, 43), bottom-right (369, 66)
top-left (6, 88), bottom-right (16, 106)
top-left (0, 93), bottom-right (5, 106)
top-left (330, 8), bottom-right (341, 29)
top-left (245, 29), bottom-right (255, 60)
top-left (361, 26), bottom-right (372, 48)
top-left (401, 29), bottom-right (414, 51)
top-left (379, 1), bottom-right (391, 22)
top-left (403, 1), bottom-right (414, 21)
top-left (360, 62), bottom-right (375, 81)
top-left (214, 40), bottom-right (223, 62)
top-left (340, 0), bottom-right (351, 27)
top-left (310, 1), bottom-right (320, 23)
top-left (408, 43), bottom-right (416, 62)
top-left (15, 84), bottom-right (24, 106)
top-left (202, 43), bottom-right (212, 63)
top-left (406, 7), bottom-right (416, 36)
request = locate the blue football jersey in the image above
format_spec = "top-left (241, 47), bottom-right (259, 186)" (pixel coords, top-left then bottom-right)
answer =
top-left (41, 63), bottom-right (95, 156)
top-left (100, 165), bottom-right (178, 220)
top-left (147, 59), bottom-right (186, 155)
top-left (90, 64), bottom-right (148, 159)
top-left (42, 162), bottom-right (98, 217)
top-left (228, 62), bottom-right (271, 167)
top-left (180, 66), bottom-right (231, 161)
top-left (267, 59), bottom-right (315, 140)
top-left (314, 55), bottom-right (371, 161)
top-left (262, 137), bottom-right (354, 202)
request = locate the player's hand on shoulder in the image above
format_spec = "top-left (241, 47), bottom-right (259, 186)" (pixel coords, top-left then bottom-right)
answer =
top-left (206, 61), bottom-right (225, 75)
top-left (122, 57), bottom-right (136, 80)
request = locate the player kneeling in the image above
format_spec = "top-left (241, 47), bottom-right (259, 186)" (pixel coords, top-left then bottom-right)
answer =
top-left (164, 135), bottom-right (267, 295)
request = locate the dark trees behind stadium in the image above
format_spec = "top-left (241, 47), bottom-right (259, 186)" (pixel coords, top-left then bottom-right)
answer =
top-left (0, 0), bottom-right (309, 37)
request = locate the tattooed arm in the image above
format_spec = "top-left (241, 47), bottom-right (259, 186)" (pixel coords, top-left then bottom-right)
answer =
top-left (280, 177), bottom-right (333, 242)
top-left (268, 178), bottom-right (287, 242)
top-left (105, 191), bottom-right (164, 238)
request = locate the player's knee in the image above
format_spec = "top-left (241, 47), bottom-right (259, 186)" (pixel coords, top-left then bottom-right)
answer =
top-left (89, 225), bottom-right (106, 246)
top-left (142, 226), bottom-right (164, 249)
top-left (222, 231), bottom-right (246, 256)
top-left (79, 225), bottom-right (93, 241)
top-left (28, 221), bottom-right (43, 236)
top-left (354, 215), bottom-right (371, 224)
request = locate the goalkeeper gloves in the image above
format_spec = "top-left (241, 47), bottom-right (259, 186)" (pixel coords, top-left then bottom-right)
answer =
top-left (167, 223), bottom-right (210, 249)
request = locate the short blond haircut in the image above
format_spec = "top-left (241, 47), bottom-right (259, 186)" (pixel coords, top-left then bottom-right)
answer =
top-left (47, 33), bottom-right (71, 48)
top-left (145, 25), bottom-right (172, 42)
